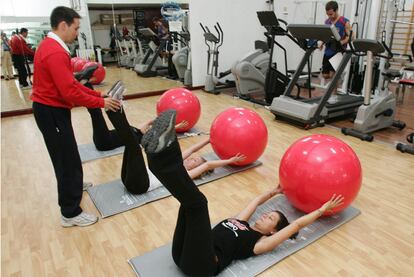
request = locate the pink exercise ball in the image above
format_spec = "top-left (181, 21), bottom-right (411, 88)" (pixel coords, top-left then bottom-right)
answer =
top-left (70, 57), bottom-right (81, 72)
top-left (279, 134), bottom-right (362, 215)
top-left (73, 58), bottom-right (88, 73)
top-left (210, 107), bottom-right (268, 166)
top-left (82, 62), bottom-right (106, 85)
top-left (156, 88), bottom-right (201, 133)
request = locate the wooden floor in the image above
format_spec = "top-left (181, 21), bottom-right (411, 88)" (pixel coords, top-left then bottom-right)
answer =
top-left (2, 91), bottom-right (414, 276)
top-left (0, 65), bottom-right (183, 113)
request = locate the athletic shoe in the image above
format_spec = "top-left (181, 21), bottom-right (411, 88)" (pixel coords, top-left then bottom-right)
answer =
top-left (108, 80), bottom-right (122, 97)
top-left (61, 212), bottom-right (98, 227)
top-left (141, 110), bottom-right (176, 153)
top-left (21, 86), bottom-right (32, 90)
top-left (112, 85), bottom-right (125, 101)
top-left (327, 95), bottom-right (339, 104)
top-left (83, 182), bottom-right (93, 191)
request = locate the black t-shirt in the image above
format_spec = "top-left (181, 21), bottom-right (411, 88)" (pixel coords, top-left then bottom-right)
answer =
top-left (212, 218), bottom-right (263, 272)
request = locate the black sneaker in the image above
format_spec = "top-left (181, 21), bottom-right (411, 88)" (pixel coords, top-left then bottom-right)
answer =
top-left (142, 110), bottom-right (176, 153)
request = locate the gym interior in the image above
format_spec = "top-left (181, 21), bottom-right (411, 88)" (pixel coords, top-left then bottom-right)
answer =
top-left (1, 0), bottom-right (414, 276)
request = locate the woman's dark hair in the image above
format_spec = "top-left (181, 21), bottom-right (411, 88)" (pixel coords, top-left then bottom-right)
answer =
top-left (275, 211), bottom-right (298, 239)
top-left (325, 1), bottom-right (339, 12)
top-left (50, 6), bottom-right (81, 29)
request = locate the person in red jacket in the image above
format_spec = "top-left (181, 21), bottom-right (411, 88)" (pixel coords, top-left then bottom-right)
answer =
top-left (10, 28), bottom-right (35, 88)
top-left (31, 6), bottom-right (121, 227)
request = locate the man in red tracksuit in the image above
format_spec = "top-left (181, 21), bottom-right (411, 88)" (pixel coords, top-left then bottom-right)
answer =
top-left (31, 6), bottom-right (121, 227)
top-left (10, 28), bottom-right (35, 88)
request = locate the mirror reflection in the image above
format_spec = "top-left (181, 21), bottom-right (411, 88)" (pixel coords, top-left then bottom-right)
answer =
top-left (1, 2), bottom-right (190, 114)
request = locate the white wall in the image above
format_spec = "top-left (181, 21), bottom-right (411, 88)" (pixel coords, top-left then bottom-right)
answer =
top-left (189, 0), bottom-right (269, 86)
top-left (189, 0), bottom-right (354, 87)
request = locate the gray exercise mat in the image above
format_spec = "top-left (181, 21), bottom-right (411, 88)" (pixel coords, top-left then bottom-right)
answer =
top-left (87, 153), bottom-right (262, 218)
top-left (128, 195), bottom-right (361, 277)
top-left (78, 144), bottom-right (125, 163)
top-left (176, 127), bottom-right (207, 138)
top-left (79, 129), bottom-right (206, 163)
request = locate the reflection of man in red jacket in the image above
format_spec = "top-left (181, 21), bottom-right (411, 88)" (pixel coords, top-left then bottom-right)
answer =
top-left (10, 28), bottom-right (34, 88)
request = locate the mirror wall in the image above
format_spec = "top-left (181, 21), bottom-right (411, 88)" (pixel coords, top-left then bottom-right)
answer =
top-left (1, 0), bottom-right (190, 115)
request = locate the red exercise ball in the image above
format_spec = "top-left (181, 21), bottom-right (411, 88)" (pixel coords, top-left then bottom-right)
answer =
top-left (279, 134), bottom-right (362, 215)
top-left (73, 59), bottom-right (88, 73)
top-left (210, 107), bottom-right (268, 166)
top-left (156, 88), bottom-right (201, 132)
top-left (82, 62), bottom-right (106, 85)
top-left (71, 57), bottom-right (81, 72)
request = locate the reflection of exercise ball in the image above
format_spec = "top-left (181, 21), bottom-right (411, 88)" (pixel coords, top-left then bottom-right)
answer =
top-left (279, 134), bottom-right (362, 215)
top-left (210, 107), bottom-right (268, 166)
top-left (156, 88), bottom-right (201, 132)
top-left (71, 57), bottom-right (81, 72)
top-left (73, 59), bottom-right (88, 73)
top-left (82, 62), bottom-right (106, 85)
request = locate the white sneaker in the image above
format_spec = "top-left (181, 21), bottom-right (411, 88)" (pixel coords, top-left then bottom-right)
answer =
top-left (327, 95), bottom-right (339, 104)
top-left (61, 212), bottom-right (98, 227)
top-left (21, 85), bottom-right (32, 90)
top-left (83, 182), bottom-right (92, 191)
top-left (112, 85), bottom-right (125, 100)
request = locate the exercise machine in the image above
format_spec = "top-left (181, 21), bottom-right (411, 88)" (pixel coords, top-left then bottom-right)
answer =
top-left (200, 22), bottom-right (235, 94)
top-left (341, 38), bottom-right (405, 141)
top-left (270, 24), bottom-right (364, 129)
top-left (134, 28), bottom-right (166, 77)
top-left (231, 40), bottom-right (270, 100)
top-left (397, 133), bottom-right (414, 155)
top-left (256, 11), bottom-right (312, 105)
top-left (172, 29), bottom-right (192, 86)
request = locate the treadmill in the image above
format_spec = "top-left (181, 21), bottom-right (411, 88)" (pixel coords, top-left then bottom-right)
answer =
top-left (270, 24), bottom-right (364, 129)
top-left (134, 28), bottom-right (167, 77)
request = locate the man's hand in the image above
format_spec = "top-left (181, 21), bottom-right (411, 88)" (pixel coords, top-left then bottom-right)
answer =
top-left (100, 90), bottom-right (108, 98)
top-left (104, 98), bottom-right (121, 111)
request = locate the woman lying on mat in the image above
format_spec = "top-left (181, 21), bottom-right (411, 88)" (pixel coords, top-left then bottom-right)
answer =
top-left (139, 109), bottom-right (345, 276)
top-left (105, 106), bottom-right (245, 194)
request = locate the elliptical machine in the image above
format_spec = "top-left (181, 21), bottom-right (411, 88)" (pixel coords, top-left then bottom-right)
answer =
top-left (231, 40), bottom-right (270, 100)
top-left (200, 22), bottom-right (234, 94)
top-left (341, 37), bottom-right (405, 141)
top-left (172, 28), bottom-right (192, 86)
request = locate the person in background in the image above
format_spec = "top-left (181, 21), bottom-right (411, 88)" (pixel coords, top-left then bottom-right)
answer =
top-left (31, 6), bottom-right (121, 228)
top-left (321, 1), bottom-right (351, 103)
top-left (1, 32), bottom-right (14, 80)
top-left (10, 28), bottom-right (35, 89)
top-left (152, 17), bottom-right (170, 41)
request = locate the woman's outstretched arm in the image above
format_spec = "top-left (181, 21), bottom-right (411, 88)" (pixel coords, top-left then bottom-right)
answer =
top-left (253, 194), bottom-right (344, 255)
top-left (237, 186), bottom-right (283, 222)
top-left (187, 153), bottom-right (245, 179)
top-left (182, 136), bottom-right (210, 160)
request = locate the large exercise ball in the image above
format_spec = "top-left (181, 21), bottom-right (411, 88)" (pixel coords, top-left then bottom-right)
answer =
top-left (73, 58), bottom-right (88, 73)
top-left (82, 62), bottom-right (106, 85)
top-left (210, 107), bottom-right (268, 166)
top-left (156, 88), bottom-right (201, 132)
top-left (279, 134), bottom-right (362, 215)
top-left (71, 57), bottom-right (81, 72)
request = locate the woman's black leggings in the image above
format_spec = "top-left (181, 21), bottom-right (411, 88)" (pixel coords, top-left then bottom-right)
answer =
top-left (106, 109), bottom-right (150, 194)
top-left (146, 139), bottom-right (218, 276)
top-left (87, 108), bottom-right (124, 151)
